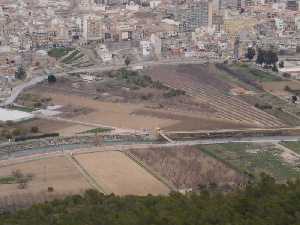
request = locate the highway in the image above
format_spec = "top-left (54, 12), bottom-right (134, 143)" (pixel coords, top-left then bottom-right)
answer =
top-left (1, 135), bottom-right (300, 163)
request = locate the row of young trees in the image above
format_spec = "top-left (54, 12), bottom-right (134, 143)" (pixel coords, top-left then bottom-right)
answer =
top-left (1, 174), bottom-right (300, 225)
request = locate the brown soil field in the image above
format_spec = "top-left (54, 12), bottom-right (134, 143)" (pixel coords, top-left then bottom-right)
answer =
top-left (25, 89), bottom-right (253, 131)
top-left (262, 81), bottom-right (300, 97)
top-left (12, 119), bottom-right (94, 137)
top-left (18, 119), bottom-right (75, 134)
top-left (129, 146), bottom-right (244, 191)
top-left (0, 156), bottom-right (91, 198)
top-left (56, 124), bottom-right (96, 136)
top-left (75, 151), bottom-right (170, 196)
top-left (133, 109), bottom-right (252, 131)
top-left (27, 91), bottom-right (179, 130)
top-left (146, 64), bottom-right (285, 128)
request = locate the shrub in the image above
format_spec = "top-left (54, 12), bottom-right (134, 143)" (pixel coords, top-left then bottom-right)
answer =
top-left (31, 126), bottom-right (39, 133)
top-left (163, 89), bottom-right (186, 98)
top-left (12, 128), bottom-right (23, 136)
top-left (48, 74), bottom-right (57, 83)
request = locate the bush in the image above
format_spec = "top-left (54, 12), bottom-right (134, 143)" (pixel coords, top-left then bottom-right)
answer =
top-left (284, 85), bottom-right (291, 92)
top-left (15, 66), bottom-right (26, 80)
top-left (48, 187), bottom-right (54, 192)
top-left (254, 103), bottom-right (272, 110)
top-left (279, 61), bottom-right (284, 68)
top-left (163, 89), bottom-right (186, 98)
top-left (12, 128), bottom-right (23, 136)
top-left (48, 74), bottom-right (57, 83)
top-left (31, 126), bottom-right (39, 133)
top-left (34, 102), bottom-right (42, 108)
top-left (1, 129), bottom-right (12, 139)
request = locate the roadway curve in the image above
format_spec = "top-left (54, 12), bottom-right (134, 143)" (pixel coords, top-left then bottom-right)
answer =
top-left (0, 75), bottom-right (47, 107)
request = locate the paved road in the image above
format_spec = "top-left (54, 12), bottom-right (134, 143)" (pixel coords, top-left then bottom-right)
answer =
top-left (1, 135), bottom-right (300, 162)
top-left (68, 58), bottom-right (221, 74)
top-left (0, 75), bottom-right (47, 107)
top-left (0, 70), bottom-right (68, 107)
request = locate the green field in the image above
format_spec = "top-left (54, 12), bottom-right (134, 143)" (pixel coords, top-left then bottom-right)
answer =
top-left (62, 50), bottom-right (81, 64)
top-left (0, 176), bottom-right (17, 184)
top-left (281, 142), bottom-right (300, 154)
top-left (233, 64), bottom-right (282, 82)
top-left (80, 127), bottom-right (113, 134)
top-left (241, 92), bottom-right (300, 126)
top-left (198, 143), bottom-right (300, 182)
top-left (47, 47), bottom-right (74, 59)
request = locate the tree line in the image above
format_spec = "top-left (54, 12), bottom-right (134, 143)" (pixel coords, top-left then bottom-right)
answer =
top-left (245, 47), bottom-right (279, 71)
top-left (1, 174), bottom-right (300, 225)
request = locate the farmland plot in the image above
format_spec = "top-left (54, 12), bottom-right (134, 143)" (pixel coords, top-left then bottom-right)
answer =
top-left (129, 146), bottom-right (244, 191)
top-left (199, 143), bottom-right (300, 182)
top-left (0, 156), bottom-right (90, 198)
top-left (147, 64), bottom-right (285, 128)
top-left (75, 151), bottom-right (170, 196)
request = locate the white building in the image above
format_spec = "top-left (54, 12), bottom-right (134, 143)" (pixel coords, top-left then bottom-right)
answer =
top-left (140, 41), bottom-right (151, 56)
top-left (97, 44), bottom-right (112, 62)
top-left (150, 0), bottom-right (161, 8)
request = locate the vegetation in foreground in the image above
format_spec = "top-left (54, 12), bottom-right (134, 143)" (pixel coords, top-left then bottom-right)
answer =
top-left (1, 174), bottom-right (300, 225)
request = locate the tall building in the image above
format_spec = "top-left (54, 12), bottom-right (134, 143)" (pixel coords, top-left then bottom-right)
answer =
top-left (286, 0), bottom-right (299, 11)
top-left (208, 0), bottom-right (213, 28)
top-left (82, 15), bottom-right (103, 43)
top-left (177, 1), bottom-right (209, 32)
top-left (219, 0), bottom-right (239, 10)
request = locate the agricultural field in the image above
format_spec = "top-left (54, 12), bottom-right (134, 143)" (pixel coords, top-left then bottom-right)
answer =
top-left (17, 62), bottom-right (300, 132)
top-left (281, 142), bottom-right (300, 154)
top-left (21, 77), bottom-right (250, 131)
top-left (216, 64), bottom-right (300, 126)
top-left (0, 156), bottom-right (91, 198)
top-left (221, 64), bottom-right (282, 84)
top-left (198, 143), bottom-right (300, 182)
top-left (262, 80), bottom-right (300, 97)
top-left (48, 48), bottom-right (93, 68)
top-left (241, 92), bottom-right (300, 126)
top-left (129, 146), bottom-right (244, 192)
top-left (74, 151), bottom-right (170, 195)
top-left (146, 64), bottom-right (285, 128)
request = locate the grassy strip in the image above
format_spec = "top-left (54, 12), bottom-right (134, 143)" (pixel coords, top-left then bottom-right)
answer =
top-left (66, 53), bottom-right (84, 64)
top-left (9, 105), bottom-right (35, 112)
top-left (0, 176), bottom-right (17, 184)
top-left (81, 127), bottom-right (113, 134)
top-left (48, 48), bottom-right (74, 59)
top-left (62, 50), bottom-right (80, 64)
top-left (198, 145), bottom-right (247, 176)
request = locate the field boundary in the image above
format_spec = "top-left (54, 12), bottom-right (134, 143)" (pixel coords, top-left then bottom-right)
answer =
top-left (66, 154), bottom-right (108, 194)
top-left (198, 146), bottom-right (248, 178)
top-left (124, 151), bottom-right (176, 191)
top-left (0, 152), bottom-right (64, 168)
